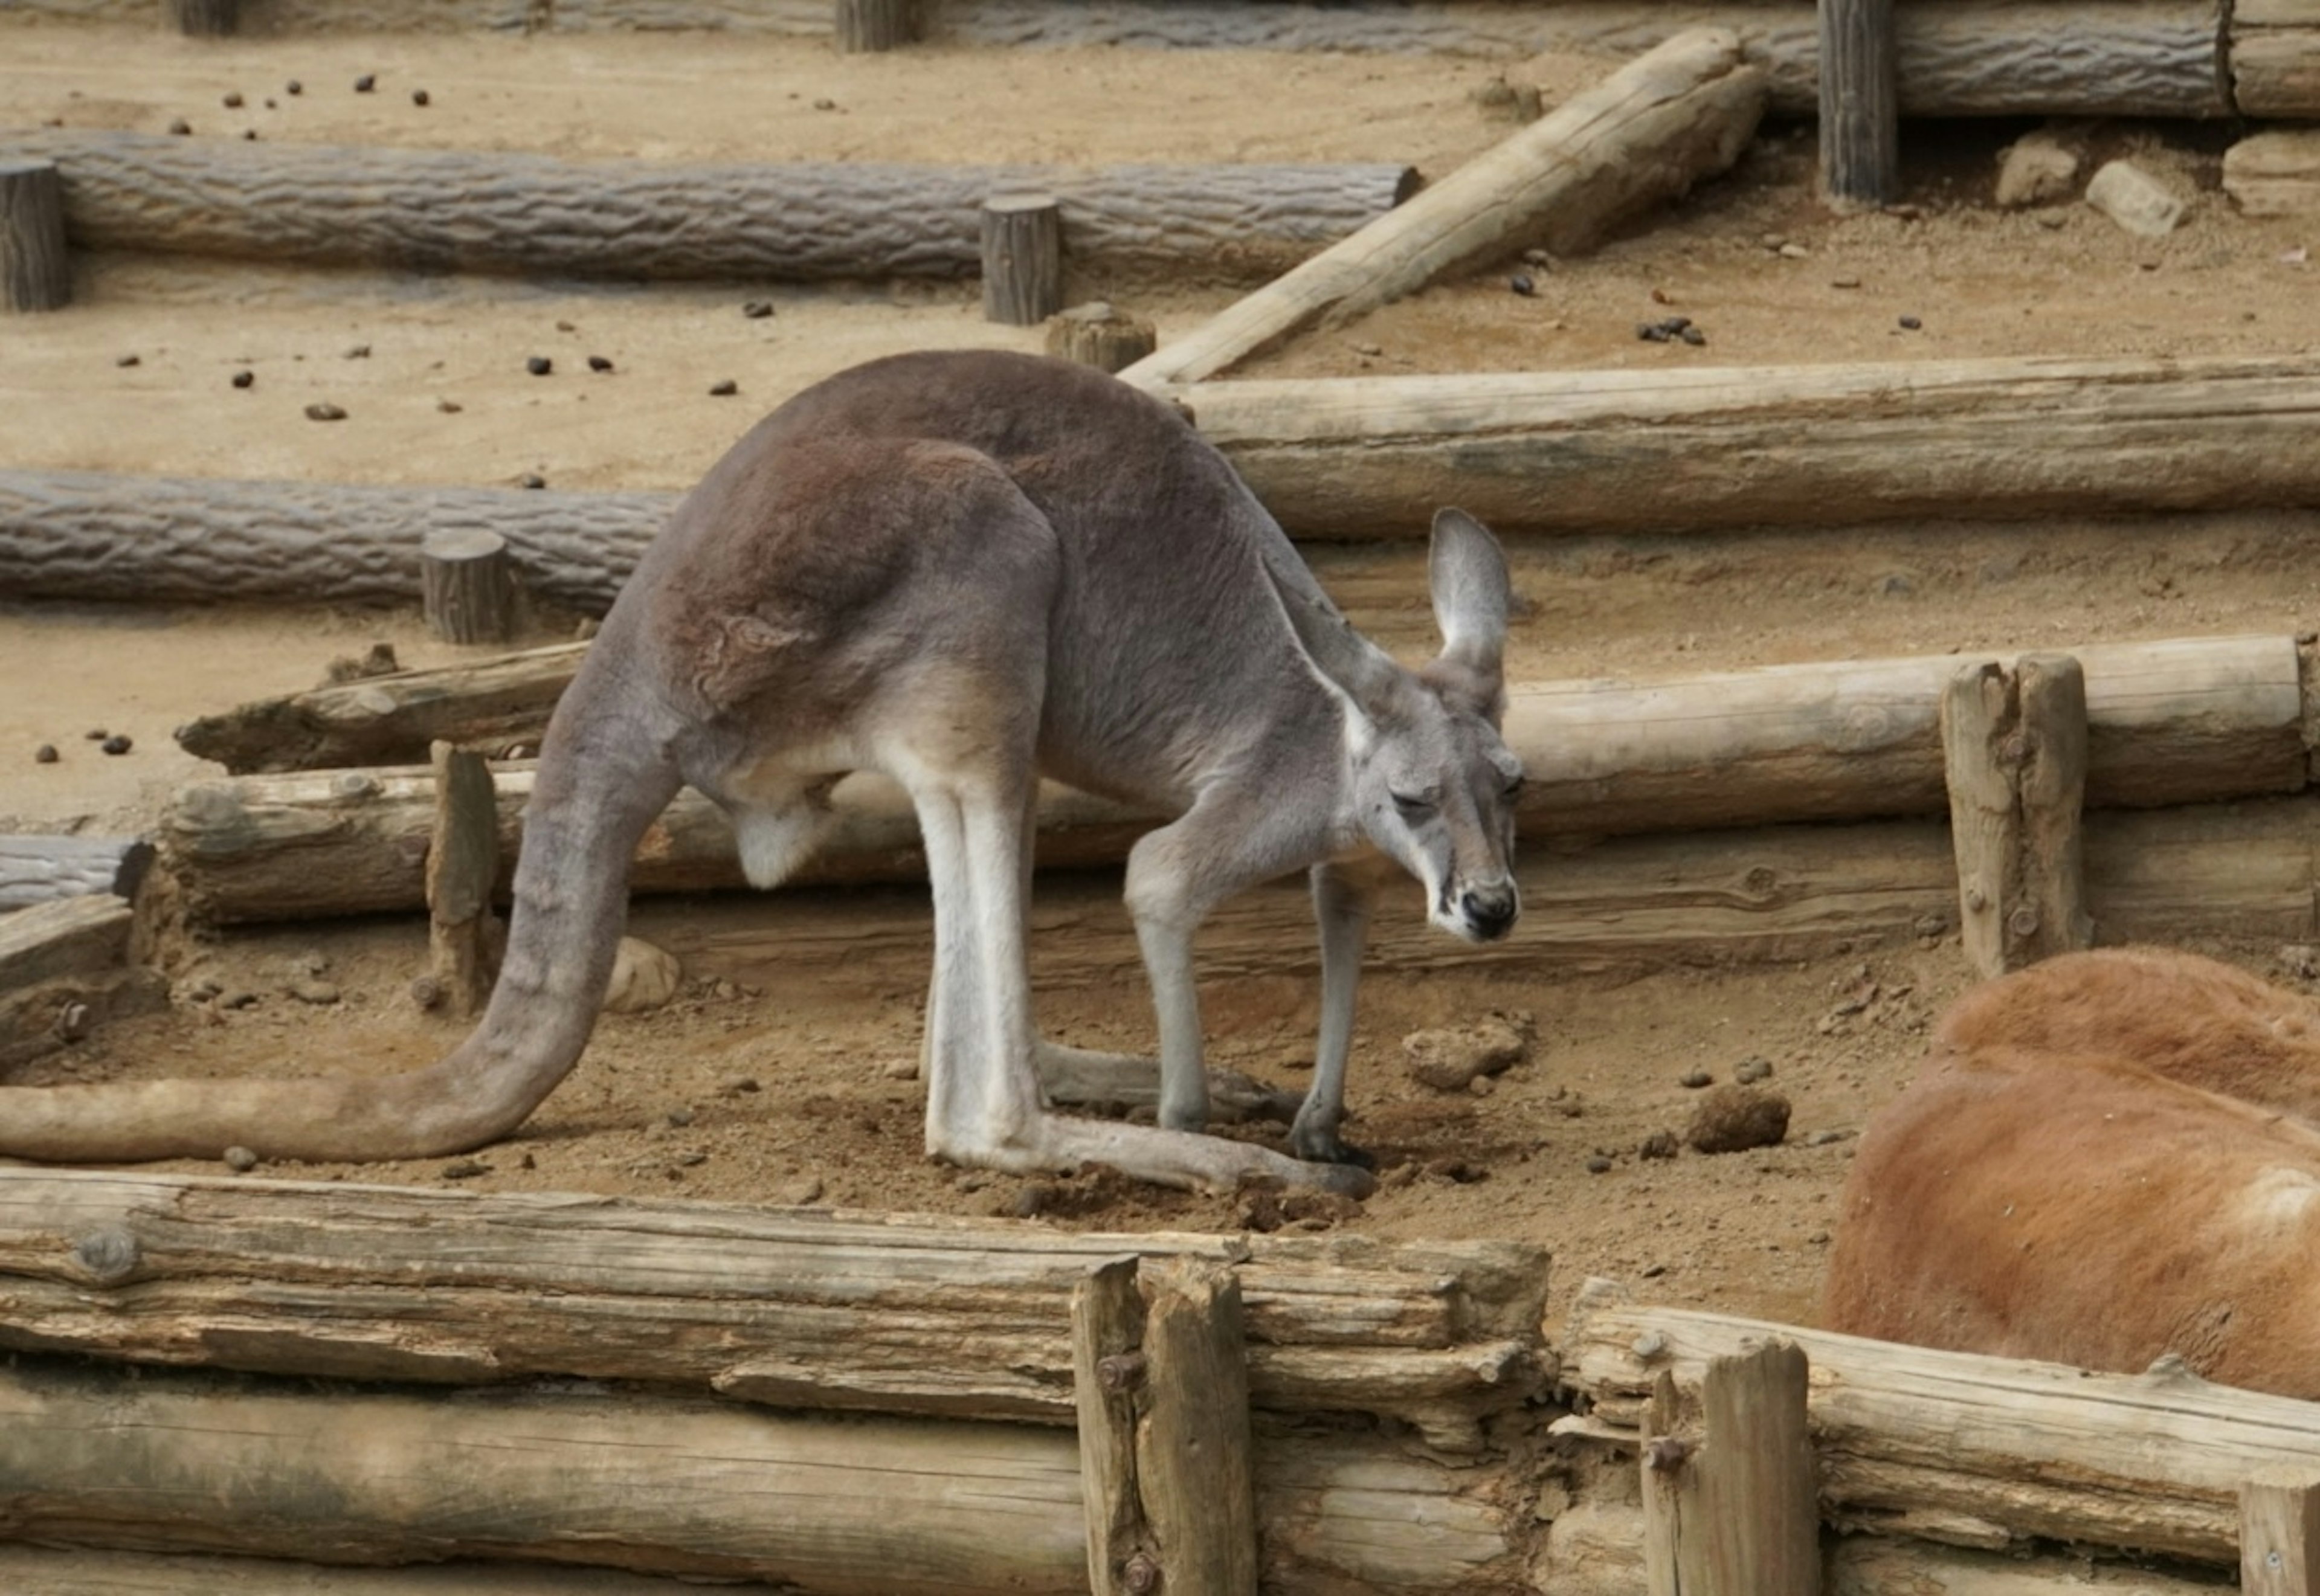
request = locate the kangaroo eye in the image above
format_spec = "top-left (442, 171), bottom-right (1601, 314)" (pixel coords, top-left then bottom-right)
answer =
top-left (1391, 792), bottom-right (1436, 822)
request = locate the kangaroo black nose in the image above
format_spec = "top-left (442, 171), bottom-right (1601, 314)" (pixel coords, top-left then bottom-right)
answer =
top-left (1462, 887), bottom-right (1518, 941)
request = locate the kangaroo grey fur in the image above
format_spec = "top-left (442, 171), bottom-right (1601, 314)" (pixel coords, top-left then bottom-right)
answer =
top-left (0, 350), bottom-right (1521, 1193)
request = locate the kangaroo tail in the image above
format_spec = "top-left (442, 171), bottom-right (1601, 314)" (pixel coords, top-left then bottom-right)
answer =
top-left (0, 655), bottom-right (684, 1164)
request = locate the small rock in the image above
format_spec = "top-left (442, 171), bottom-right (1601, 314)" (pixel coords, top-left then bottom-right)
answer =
top-left (742, 301), bottom-right (775, 319)
top-left (100, 734), bottom-right (132, 755)
top-left (1898, 315), bottom-right (1923, 332)
top-left (1638, 322), bottom-right (1672, 343)
top-left (1429, 1157), bottom-right (1490, 1185)
top-left (1639, 1130), bottom-right (1680, 1160)
top-left (321, 642), bottom-right (398, 684)
top-left (33, 744), bottom-right (57, 764)
top-left (601, 936), bottom-right (682, 1014)
top-left (85, 729), bottom-right (107, 740)
top-left (708, 379), bottom-right (739, 396)
top-left (1830, 274), bottom-right (1862, 289)
top-left (223, 91), bottom-right (245, 108)
top-left (304, 402), bottom-right (347, 422)
top-left (880, 1055), bottom-right (921, 1081)
top-left (223, 1145), bottom-right (260, 1173)
top-left (167, 118), bottom-right (190, 136)
top-left (439, 1159), bottom-right (491, 1180)
top-left (1509, 272), bottom-right (1535, 297)
top-left (409, 973), bottom-right (445, 1011)
top-left (1522, 248), bottom-right (1553, 269)
top-left (526, 355), bottom-right (553, 376)
top-left (287, 979), bottom-right (340, 1005)
top-left (1402, 1013), bottom-right (1530, 1092)
top-left (1468, 1072), bottom-right (1497, 1098)
top-left (411, 88), bottom-right (430, 106)
top-left (1677, 325), bottom-right (1706, 346)
top-left (286, 79), bottom-right (303, 95)
top-left (665, 1106), bottom-right (695, 1128)
top-left (812, 97), bottom-right (837, 111)
top-left (556, 320), bottom-right (576, 332)
top-left (721, 1075), bottom-right (762, 1095)
top-left (53, 1002), bottom-right (91, 1043)
top-left (116, 354), bottom-right (140, 368)
top-left (2086, 158), bottom-right (2186, 237)
top-left (1808, 1127), bottom-right (1855, 1148)
top-left (1687, 1085), bottom-right (1792, 1154)
top-left (1777, 242), bottom-right (1809, 259)
top-left (587, 354), bottom-right (614, 372)
top-left (231, 370), bottom-right (254, 388)
top-left (1995, 130), bottom-right (2080, 208)
top-left (1734, 1056), bottom-right (1774, 1085)
top-left (1679, 1067), bottom-right (1713, 1089)
top-left (1585, 1155), bottom-right (1613, 1174)
top-left (519, 473), bottom-right (546, 489)
top-left (355, 73), bottom-right (377, 92)
top-left (344, 343), bottom-right (370, 359)
top-left (437, 398), bottom-right (463, 413)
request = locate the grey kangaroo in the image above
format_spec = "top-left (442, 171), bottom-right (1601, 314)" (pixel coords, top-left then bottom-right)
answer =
top-left (0, 351), bottom-right (1521, 1193)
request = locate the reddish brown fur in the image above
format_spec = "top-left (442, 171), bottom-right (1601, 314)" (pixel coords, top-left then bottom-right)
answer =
top-left (1823, 948), bottom-right (2320, 1395)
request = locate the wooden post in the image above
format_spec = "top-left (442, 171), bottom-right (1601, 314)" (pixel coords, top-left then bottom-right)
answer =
top-left (425, 741), bottom-right (499, 1017)
top-left (420, 529), bottom-right (519, 646)
top-left (1817, 0), bottom-right (1898, 207)
top-left (165, 0), bottom-right (240, 34)
top-left (1941, 654), bottom-right (2093, 979)
top-left (1643, 1339), bottom-right (1819, 1596)
top-left (981, 193), bottom-right (1064, 327)
top-left (1072, 1256), bottom-right (1260, 1596)
top-left (0, 160), bottom-right (70, 314)
top-left (834, 0), bottom-right (913, 52)
top-left (1045, 302), bottom-right (1158, 374)
top-left (2244, 1470), bottom-right (2320, 1595)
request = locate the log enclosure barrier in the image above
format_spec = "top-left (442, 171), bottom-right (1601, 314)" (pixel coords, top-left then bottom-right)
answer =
top-left (1815, 0), bottom-right (1898, 207)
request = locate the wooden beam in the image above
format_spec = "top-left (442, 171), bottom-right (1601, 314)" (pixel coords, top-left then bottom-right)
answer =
top-left (1563, 1293), bottom-right (2320, 1566)
top-left (0, 1548), bottom-right (740, 1596)
top-left (1643, 1340), bottom-right (1818, 1596)
top-left (425, 742), bottom-right (499, 1016)
top-left (0, 833), bottom-right (152, 912)
top-left (1120, 28), bottom-right (1763, 387)
top-left (1816, 0), bottom-right (1898, 207)
top-left (1139, 1260), bottom-right (1262, 1596)
top-left (11, 129), bottom-right (1413, 286)
top-left (0, 1168), bottom-right (1549, 1447)
top-left (1074, 1258), bottom-right (1156, 1596)
top-left (2244, 1470), bottom-right (2320, 1595)
top-left (1941, 655), bottom-right (2092, 977)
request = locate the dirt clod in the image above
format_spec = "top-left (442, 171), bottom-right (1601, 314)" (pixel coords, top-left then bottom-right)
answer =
top-left (1687, 1086), bottom-right (1792, 1154)
top-left (1402, 1012), bottom-right (1529, 1092)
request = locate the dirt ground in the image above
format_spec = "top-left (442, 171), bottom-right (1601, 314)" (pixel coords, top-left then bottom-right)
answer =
top-left (6, 17), bottom-right (2319, 1334)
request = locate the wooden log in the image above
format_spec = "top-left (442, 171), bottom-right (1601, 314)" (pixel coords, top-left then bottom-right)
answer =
top-left (166, 0), bottom-right (239, 34)
top-left (834, 0), bottom-right (912, 51)
top-left (1074, 1258), bottom-right (1155, 1596)
top-left (1139, 1261), bottom-right (1262, 1596)
top-left (2016, 653), bottom-right (2093, 959)
top-left (0, 1546), bottom-right (740, 1596)
top-left (0, 895), bottom-right (167, 1070)
top-left (425, 742), bottom-right (498, 1016)
top-left (1045, 301), bottom-right (1158, 374)
top-left (152, 632), bottom-right (2307, 924)
top-left (1816, 0), bottom-right (1897, 208)
top-left (1170, 353), bottom-right (2320, 539)
top-left (1562, 1292), bottom-right (2320, 1566)
top-left (2245, 1470), bottom-right (2320, 1595)
top-left (2233, 1), bottom-right (2320, 117)
top-left (0, 1353), bottom-right (1526, 1595)
top-left (981, 192), bottom-right (1064, 327)
top-left (0, 833), bottom-right (153, 912)
top-left (0, 1168), bottom-right (1551, 1447)
top-left (10, 129), bottom-right (1415, 286)
top-left (1642, 1340), bottom-right (1817, 1596)
top-left (0, 158), bottom-right (71, 314)
top-left (2225, 129), bottom-right (2320, 216)
top-left (1941, 656), bottom-right (2091, 977)
top-left (419, 528), bottom-right (518, 646)
top-left (1121, 29), bottom-right (1763, 388)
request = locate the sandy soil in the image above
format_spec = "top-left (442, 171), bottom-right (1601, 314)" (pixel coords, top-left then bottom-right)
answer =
top-left (7, 18), bottom-right (2319, 1333)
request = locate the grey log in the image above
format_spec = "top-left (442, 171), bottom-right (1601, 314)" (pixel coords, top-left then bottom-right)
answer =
top-left (1817, 0), bottom-right (1898, 207)
top-left (1044, 302), bottom-right (1158, 373)
top-left (0, 160), bottom-right (71, 314)
top-left (981, 192), bottom-right (1064, 326)
top-left (9, 130), bottom-right (1416, 285)
top-left (834, 0), bottom-right (912, 51)
top-left (419, 527), bottom-right (518, 645)
top-left (165, 0), bottom-right (239, 34)
top-left (0, 835), bottom-right (153, 913)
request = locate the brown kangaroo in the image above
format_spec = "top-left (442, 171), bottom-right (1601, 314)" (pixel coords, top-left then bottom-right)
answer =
top-left (0, 350), bottom-right (1524, 1194)
top-left (1823, 947), bottom-right (2320, 1394)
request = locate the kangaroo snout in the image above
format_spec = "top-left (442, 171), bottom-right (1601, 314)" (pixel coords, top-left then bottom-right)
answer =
top-left (1457, 882), bottom-right (1519, 942)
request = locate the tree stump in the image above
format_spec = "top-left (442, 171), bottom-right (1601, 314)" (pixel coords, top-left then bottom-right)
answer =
top-left (419, 529), bottom-right (519, 646)
top-left (0, 161), bottom-right (70, 314)
top-left (1643, 1340), bottom-right (1819, 1596)
top-left (1817, 0), bottom-right (1898, 208)
top-left (981, 193), bottom-right (1064, 327)
top-left (834, 0), bottom-right (914, 53)
top-left (425, 741), bottom-right (499, 1018)
top-left (1044, 303), bottom-right (1158, 374)
top-left (166, 0), bottom-right (240, 36)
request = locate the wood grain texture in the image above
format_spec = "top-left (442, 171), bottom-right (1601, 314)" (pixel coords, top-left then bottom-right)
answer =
top-left (1643, 1340), bottom-right (1817, 1596)
top-left (2243, 1470), bottom-right (2320, 1596)
top-left (0, 1548), bottom-right (742, 1596)
top-left (11, 129), bottom-right (1411, 285)
top-left (0, 159), bottom-right (72, 314)
top-left (1138, 1261), bottom-right (1261, 1596)
top-left (0, 833), bottom-right (152, 912)
top-left (1816, 0), bottom-right (1897, 206)
top-left (2226, 129), bottom-right (2320, 216)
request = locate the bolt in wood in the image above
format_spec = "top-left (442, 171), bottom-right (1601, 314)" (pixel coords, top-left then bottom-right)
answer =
top-left (0, 160), bottom-right (70, 314)
top-left (2243, 1470), bottom-right (2320, 1595)
top-left (419, 527), bottom-right (519, 646)
top-left (981, 193), bottom-right (1064, 327)
top-left (1817, 0), bottom-right (1898, 208)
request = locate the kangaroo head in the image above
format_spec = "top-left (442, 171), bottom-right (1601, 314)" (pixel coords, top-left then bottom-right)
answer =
top-left (1274, 508), bottom-right (1522, 943)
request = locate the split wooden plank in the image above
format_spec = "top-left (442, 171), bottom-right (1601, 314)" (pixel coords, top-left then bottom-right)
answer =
top-left (1642, 1340), bottom-right (1818, 1596)
top-left (154, 632), bottom-right (2304, 924)
top-left (1074, 1258), bottom-right (1155, 1596)
top-left (10, 129), bottom-right (1415, 285)
top-left (2244, 1470), bottom-right (2320, 1595)
top-left (0, 1168), bottom-right (1550, 1446)
top-left (1941, 655), bottom-right (2092, 977)
top-left (1170, 353), bottom-right (2320, 538)
top-left (1562, 1292), bottom-right (2320, 1566)
top-left (1120, 28), bottom-right (1764, 387)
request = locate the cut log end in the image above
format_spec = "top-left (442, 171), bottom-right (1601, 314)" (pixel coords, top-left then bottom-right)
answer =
top-left (981, 193), bottom-right (1065, 327)
top-left (1044, 302), bottom-right (1159, 374)
top-left (420, 529), bottom-right (520, 646)
top-left (0, 160), bottom-right (71, 315)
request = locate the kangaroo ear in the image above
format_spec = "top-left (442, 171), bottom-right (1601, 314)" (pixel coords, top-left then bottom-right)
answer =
top-left (1264, 556), bottom-right (1408, 723)
top-left (1428, 508), bottom-right (1510, 701)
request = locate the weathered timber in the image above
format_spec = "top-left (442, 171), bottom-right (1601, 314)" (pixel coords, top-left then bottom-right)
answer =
top-left (0, 159), bottom-right (71, 314)
top-left (0, 1547), bottom-right (733, 1596)
top-left (0, 1354), bottom-right (1527, 1595)
top-left (419, 527), bottom-right (518, 645)
top-left (1642, 1340), bottom-right (1817, 1596)
top-left (0, 1169), bottom-right (1551, 1445)
top-left (1045, 301), bottom-right (1157, 373)
top-left (1562, 1292), bottom-right (2320, 1566)
top-left (2245, 1470), bottom-right (2320, 1595)
top-left (2226, 129), bottom-right (2320, 216)
top-left (981, 191), bottom-right (1064, 326)
top-left (1121, 28), bottom-right (1762, 387)
top-left (1941, 655), bottom-right (2092, 977)
top-left (0, 832), bottom-right (152, 911)
top-left (1171, 354), bottom-right (2320, 538)
top-left (1817, 0), bottom-right (1897, 207)
top-left (166, 0), bottom-right (240, 33)
top-left (9, 129), bottom-right (1415, 285)
top-left (425, 742), bottom-right (498, 1015)
top-left (0, 895), bottom-right (166, 1070)
top-left (2234, 1), bottom-right (2320, 117)
top-left (1139, 1261), bottom-right (1262, 1596)
top-left (1074, 1258), bottom-right (1155, 1596)
top-left (834, 0), bottom-right (912, 51)
top-left (153, 632), bottom-right (2306, 922)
